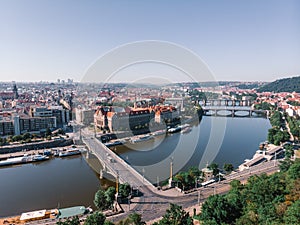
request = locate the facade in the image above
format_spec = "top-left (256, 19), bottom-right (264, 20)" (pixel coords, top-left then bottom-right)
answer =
top-left (0, 119), bottom-right (14, 136)
top-left (75, 108), bottom-right (95, 125)
top-left (153, 105), bottom-right (179, 123)
top-left (95, 105), bottom-right (180, 132)
top-left (30, 106), bottom-right (69, 128)
top-left (94, 106), bottom-right (155, 132)
top-left (16, 114), bottom-right (57, 134)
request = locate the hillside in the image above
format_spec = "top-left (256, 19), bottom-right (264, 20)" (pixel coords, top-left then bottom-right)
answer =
top-left (258, 76), bottom-right (300, 93)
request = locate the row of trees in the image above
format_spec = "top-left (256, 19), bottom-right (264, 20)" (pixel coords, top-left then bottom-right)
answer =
top-left (268, 111), bottom-right (290, 145)
top-left (173, 163), bottom-right (234, 191)
top-left (198, 158), bottom-right (300, 225)
top-left (286, 115), bottom-right (300, 140)
top-left (94, 183), bottom-right (132, 211)
top-left (57, 211), bottom-right (145, 225)
top-left (0, 128), bottom-right (66, 146)
top-left (254, 102), bottom-right (274, 110)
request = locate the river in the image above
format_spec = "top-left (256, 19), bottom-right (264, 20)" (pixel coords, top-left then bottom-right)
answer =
top-left (0, 117), bottom-right (271, 217)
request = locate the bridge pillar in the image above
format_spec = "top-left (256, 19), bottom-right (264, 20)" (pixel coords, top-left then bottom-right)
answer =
top-left (100, 164), bottom-right (107, 179)
top-left (86, 150), bottom-right (89, 159)
top-left (225, 100), bottom-right (228, 106)
top-left (218, 100), bottom-right (221, 106)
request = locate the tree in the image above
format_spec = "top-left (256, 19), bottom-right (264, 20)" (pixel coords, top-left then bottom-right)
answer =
top-left (284, 200), bottom-right (300, 225)
top-left (94, 189), bottom-right (108, 211)
top-left (84, 211), bottom-right (106, 225)
top-left (118, 183), bottom-right (131, 199)
top-left (208, 163), bottom-right (219, 176)
top-left (223, 163), bottom-right (234, 174)
top-left (287, 160), bottom-right (300, 180)
top-left (156, 203), bottom-right (192, 225)
top-left (279, 158), bottom-right (294, 172)
top-left (57, 216), bottom-right (80, 225)
top-left (127, 213), bottom-right (146, 225)
top-left (200, 194), bottom-right (238, 225)
top-left (104, 221), bottom-right (115, 225)
top-left (285, 145), bottom-right (294, 159)
top-left (105, 187), bottom-right (116, 209)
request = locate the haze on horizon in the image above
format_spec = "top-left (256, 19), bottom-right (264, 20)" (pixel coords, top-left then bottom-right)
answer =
top-left (0, 0), bottom-right (299, 83)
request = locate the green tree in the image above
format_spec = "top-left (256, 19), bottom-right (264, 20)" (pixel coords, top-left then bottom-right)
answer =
top-left (118, 183), bottom-right (131, 199)
top-left (105, 187), bottom-right (116, 209)
top-left (208, 163), bottom-right (219, 176)
top-left (287, 160), bottom-right (300, 180)
top-left (156, 203), bottom-right (192, 225)
top-left (283, 200), bottom-right (300, 225)
top-left (279, 158), bottom-right (294, 172)
top-left (94, 189), bottom-right (108, 211)
top-left (200, 194), bottom-right (238, 225)
top-left (285, 145), bottom-right (294, 159)
top-left (84, 211), bottom-right (106, 225)
top-left (126, 213), bottom-right (146, 225)
top-left (57, 216), bottom-right (80, 225)
top-left (223, 163), bottom-right (234, 174)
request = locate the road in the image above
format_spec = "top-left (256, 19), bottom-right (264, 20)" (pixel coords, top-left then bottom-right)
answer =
top-left (80, 129), bottom-right (280, 223)
top-left (82, 130), bottom-right (154, 189)
top-left (110, 160), bottom-right (279, 223)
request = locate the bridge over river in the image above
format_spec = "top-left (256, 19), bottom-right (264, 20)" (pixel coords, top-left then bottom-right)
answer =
top-left (202, 106), bottom-right (268, 117)
top-left (81, 129), bottom-right (155, 191)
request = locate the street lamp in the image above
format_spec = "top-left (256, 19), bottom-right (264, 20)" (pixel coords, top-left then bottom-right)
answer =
top-left (142, 167), bottom-right (145, 184)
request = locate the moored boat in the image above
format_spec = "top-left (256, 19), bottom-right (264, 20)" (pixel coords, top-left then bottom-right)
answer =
top-left (152, 130), bottom-right (166, 136)
top-left (59, 148), bottom-right (83, 157)
top-left (130, 134), bottom-right (154, 143)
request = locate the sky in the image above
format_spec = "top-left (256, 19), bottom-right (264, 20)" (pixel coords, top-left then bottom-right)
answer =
top-left (0, 0), bottom-right (299, 83)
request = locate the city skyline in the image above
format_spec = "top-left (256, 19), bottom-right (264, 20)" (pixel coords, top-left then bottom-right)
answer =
top-left (0, 0), bottom-right (299, 82)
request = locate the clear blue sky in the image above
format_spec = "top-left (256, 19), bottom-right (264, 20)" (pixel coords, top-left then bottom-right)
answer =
top-left (0, 0), bottom-right (299, 82)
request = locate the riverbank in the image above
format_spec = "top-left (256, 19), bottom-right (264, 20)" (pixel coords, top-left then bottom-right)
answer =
top-left (0, 138), bottom-right (73, 154)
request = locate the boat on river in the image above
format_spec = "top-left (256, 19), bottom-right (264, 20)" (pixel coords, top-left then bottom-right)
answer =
top-left (130, 134), bottom-right (154, 143)
top-left (0, 206), bottom-right (92, 225)
top-left (152, 130), bottom-right (166, 136)
top-left (58, 148), bottom-right (84, 157)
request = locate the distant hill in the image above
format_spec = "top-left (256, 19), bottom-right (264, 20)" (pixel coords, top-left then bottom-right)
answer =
top-left (257, 76), bottom-right (300, 93)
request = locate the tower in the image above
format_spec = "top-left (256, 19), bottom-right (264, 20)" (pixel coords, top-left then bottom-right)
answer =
top-left (13, 83), bottom-right (18, 99)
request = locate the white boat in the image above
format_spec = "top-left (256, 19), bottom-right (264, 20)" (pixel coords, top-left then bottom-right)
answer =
top-left (130, 134), bottom-right (154, 143)
top-left (0, 156), bottom-right (27, 166)
top-left (168, 127), bottom-right (181, 133)
top-left (59, 148), bottom-right (83, 157)
top-left (30, 154), bottom-right (49, 162)
top-left (0, 154), bottom-right (49, 166)
top-left (152, 130), bottom-right (166, 136)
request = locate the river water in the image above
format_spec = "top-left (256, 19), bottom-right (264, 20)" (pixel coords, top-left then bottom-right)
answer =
top-left (0, 117), bottom-right (271, 217)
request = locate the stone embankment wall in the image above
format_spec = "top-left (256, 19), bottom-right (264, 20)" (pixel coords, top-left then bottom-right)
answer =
top-left (0, 139), bottom-right (74, 154)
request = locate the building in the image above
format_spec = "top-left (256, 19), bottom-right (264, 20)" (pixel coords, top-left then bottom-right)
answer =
top-left (94, 106), bottom-right (155, 132)
top-left (153, 105), bottom-right (179, 123)
top-left (0, 118), bottom-right (14, 136)
top-left (75, 108), bottom-right (95, 126)
top-left (29, 106), bottom-right (70, 128)
top-left (17, 114), bottom-right (57, 134)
